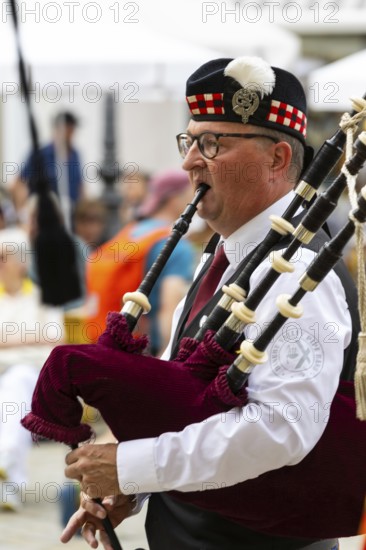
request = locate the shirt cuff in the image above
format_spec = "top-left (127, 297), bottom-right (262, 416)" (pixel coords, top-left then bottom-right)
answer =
top-left (117, 438), bottom-right (161, 494)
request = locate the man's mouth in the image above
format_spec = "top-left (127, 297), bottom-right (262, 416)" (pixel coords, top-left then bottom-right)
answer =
top-left (194, 181), bottom-right (211, 192)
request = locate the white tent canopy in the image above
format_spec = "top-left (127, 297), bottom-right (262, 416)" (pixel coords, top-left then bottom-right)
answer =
top-left (308, 50), bottom-right (366, 112)
top-left (1, 17), bottom-right (224, 99)
top-left (144, 0), bottom-right (301, 69)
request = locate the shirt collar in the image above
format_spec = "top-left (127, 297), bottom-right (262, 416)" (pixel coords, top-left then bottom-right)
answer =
top-left (222, 191), bottom-right (297, 270)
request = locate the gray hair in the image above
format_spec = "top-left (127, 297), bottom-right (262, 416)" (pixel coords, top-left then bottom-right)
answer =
top-left (255, 128), bottom-right (305, 185)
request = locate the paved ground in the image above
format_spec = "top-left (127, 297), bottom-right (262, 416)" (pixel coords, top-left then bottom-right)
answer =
top-left (0, 436), bottom-right (364, 550)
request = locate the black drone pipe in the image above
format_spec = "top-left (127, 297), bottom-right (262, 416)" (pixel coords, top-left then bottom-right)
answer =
top-left (121, 183), bottom-right (209, 331)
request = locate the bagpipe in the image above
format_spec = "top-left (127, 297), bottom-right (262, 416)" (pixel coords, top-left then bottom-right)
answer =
top-left (22, 101), bottom-right (366, 541)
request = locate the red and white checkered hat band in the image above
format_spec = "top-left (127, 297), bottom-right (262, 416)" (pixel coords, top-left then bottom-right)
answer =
top-left (267, 100), bottom-right (307, 138)
top-left (186, 93), bottom-right (225, 115)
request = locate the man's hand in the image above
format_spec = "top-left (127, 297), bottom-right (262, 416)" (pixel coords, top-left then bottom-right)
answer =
top-left (61, 492), bottom-right (133, 549)
top-left (65, 443), bottom-right (119, 499)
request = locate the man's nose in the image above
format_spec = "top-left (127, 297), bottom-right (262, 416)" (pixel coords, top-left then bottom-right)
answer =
top-left (181, 140), bottom-right (205, 171)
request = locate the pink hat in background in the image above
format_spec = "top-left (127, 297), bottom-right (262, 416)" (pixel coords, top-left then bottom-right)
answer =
top-left (137, 169), bottom-right (190, 218)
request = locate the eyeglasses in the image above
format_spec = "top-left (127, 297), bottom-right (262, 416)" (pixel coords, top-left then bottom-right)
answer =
top-left (176, 132), bottom-right (279, 160)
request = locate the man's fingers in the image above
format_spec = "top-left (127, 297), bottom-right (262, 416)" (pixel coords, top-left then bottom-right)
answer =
top-left (82, 482), bottom-right (103, 500)
top-left (81, 522), bottom-right (99, 549)
top-left (64, 444), bottom-right (119, 498)
top-left (99, 528), bottom-right (116, 550)
top-left (82, 495), bottom-right (107, 519)
top-left (65, 447), bottom-right (89, 480)
top-left (65, 448), bottom-right (80, 465)
top-left (60, 510), bottom-right (86, 543)
top-left (60, 524), bottom-right (76, 544)
top-left (64, 461), bottom-right (82, 482)
top-left (101, 496), bottom-right (116, 512)
top-left (81, 521), bottom-right (116, 550)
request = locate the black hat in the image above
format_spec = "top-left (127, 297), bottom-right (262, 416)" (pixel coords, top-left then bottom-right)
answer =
top-left (186, 56), bottom-right (307, 145)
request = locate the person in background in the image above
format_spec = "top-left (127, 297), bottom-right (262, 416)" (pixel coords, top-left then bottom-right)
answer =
top-left (73, 198), bottom-right (107, 250)
top-left (10, 112), bottom-right (83, 229)
top-left (0, 188), bottom-right (18, 230)
top-left (59, 198), bottom-right (108, 345)
top-left (0, 227), bottom-right (63, 511)
top-left (118, 170), bottom-right (150, 227)
top-left (87, 170), bottom-right (195, 355)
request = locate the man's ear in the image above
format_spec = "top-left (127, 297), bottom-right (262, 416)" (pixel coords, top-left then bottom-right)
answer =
top-left (271, 141), bottom-right (292, 173)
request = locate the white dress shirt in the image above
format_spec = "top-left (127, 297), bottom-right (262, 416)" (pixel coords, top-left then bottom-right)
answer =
top-left (117, 192), bottom-right (352, 496)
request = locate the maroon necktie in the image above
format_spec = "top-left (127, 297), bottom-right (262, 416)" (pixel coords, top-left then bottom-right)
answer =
top-left (187, 245), bottom-right (229, 324)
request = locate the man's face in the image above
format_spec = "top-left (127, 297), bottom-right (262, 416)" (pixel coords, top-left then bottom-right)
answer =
top-left (54, 123), bottom-right (76, 147)
top-left (181, 120), bottom-right (285, 237)
top-left (0, 250), bottom-right (26, 287)
top-left (120, 174), bottom-right (147, 206)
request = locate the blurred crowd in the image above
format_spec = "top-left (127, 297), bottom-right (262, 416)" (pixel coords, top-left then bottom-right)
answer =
top-left (0, 110), bottom-right (212, 516)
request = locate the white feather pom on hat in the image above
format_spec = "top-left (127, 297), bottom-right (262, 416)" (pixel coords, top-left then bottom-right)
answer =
top-left (224, 56), bottom-right (276, 98)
